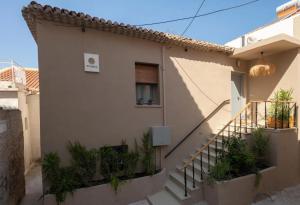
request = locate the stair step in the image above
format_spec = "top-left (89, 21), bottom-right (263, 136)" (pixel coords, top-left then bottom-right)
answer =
top-left (203, 143), bottom-right (223, 152)
top-left (190, 153), bottom-right (217, 165)
top-left (165, 180), bottom-right (191, 201)
top-left (193, 202), bottom-right (208, 205)
top-left (202, 149), bottom-right (217, 158)
top-left (129, 200), bottom-right (150, 205)
top-left (169, 171), bottom-right (199, 191)
top-left (187, 161), bottom-right (209, 175)
top-left (147, 190), bottom-right (180, 205)
top-left (176, 166), bottom-right (202, 183)
top-left (228, 124), bottom-right (256, 128)
top-left (195, 155), bottom-right (215, 166)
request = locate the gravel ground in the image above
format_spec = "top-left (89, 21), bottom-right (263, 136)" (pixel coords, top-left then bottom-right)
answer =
top-left (253, 185), bottom-right (300, 205)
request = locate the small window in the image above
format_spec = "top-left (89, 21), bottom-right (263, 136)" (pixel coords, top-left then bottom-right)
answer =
top-left (135, 63), bottom-right (159, 105)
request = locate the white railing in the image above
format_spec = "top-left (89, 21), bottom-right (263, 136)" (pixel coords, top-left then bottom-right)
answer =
top-left (0, 60), bottom-right (26, 85)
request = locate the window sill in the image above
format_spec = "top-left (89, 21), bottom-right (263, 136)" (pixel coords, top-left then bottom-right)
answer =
top-left (135, 105), bottom-right (162, 108)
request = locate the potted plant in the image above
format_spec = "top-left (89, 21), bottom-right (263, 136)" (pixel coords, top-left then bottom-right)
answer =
top-left (267, 89), bottom-right (294, 128)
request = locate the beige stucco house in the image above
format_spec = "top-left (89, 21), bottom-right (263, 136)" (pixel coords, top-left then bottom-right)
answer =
top-left (22, 1), bottom-right (300, 205)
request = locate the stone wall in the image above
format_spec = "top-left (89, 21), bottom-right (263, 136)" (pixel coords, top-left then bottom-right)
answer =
top-left (0, 110), bottom-right (25, 205)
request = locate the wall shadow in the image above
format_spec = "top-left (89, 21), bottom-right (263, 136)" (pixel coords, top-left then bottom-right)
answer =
top-left (163, 46), bottom-right (233, 170)
top-left (248, 49), bottom-right (298, 100)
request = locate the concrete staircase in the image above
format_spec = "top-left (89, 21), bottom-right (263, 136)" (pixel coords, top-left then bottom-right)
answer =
top-left (147, 123), bottom-right (254, 205)
top-left (147, 134), bottom-right (220, 205)
top-left (147, 100), bottom-right (291, 204)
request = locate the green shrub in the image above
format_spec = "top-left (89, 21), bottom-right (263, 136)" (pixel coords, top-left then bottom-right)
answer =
top-left (207, 160), bottom-right (231, 184)
top-left (122, 140), bottom-right (140, 178)
top-left (42, 133), bottom-right (150, 199)
top-left (68, 142), bottom-right (97, 186)
top-left (207, 129), bottom-right (270, 186)
top-left (100, 146), bottom-right (123, 179)
top-left (269, 89), bottom-right (293, 120)
top-left (42, 153), bottom-right (78, 204)
top-left (224, 137), bottom-right (256, 176)
top-left (42, 152), bottom-right (60, 181)
top-left (110, 174), bottom-right (124, 194)
top-left (251, 128), bottom-right (269, 168)
top-left (100, 142), bottom-right (139, 192)
top-left (207, 137), bottom-right (256, 183)
top-left (141, 131), bottom-right (155, 175)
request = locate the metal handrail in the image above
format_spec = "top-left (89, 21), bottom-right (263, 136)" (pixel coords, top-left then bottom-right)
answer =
top-left (181, 100), bottom-right (298, 196)
top-left (182, 100), bottom-right (297, 169)
top-left (181, 100), bottom-right (297, 197)
top-left (164, 99), bottom-right (230, 159)
top-left (182, 102), bottom-right (252, 169)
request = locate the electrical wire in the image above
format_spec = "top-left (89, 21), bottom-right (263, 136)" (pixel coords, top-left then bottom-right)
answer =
top-left (172, 57), bottom-right (231, 112)
top-left (181, 0), bottom-right (206, 36)
top-left (135, 0), bottom-right (261, 27)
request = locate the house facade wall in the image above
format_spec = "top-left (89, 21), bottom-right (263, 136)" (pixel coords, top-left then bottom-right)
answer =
top-left (248, 49), bottom-right (299, 100)
top-left (36, 20), bottom-right (237, 169)
top-left (27, 94), bottom-right (41, 162)
top-left (248, 49), bottom-right (300, 104)
top-left (18, 90), bottom-right (32, 173)
top-left (247, 48), bottom-right (300, 137)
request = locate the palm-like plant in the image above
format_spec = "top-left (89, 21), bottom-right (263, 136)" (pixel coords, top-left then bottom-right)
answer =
top-left (268, 89), bottom-right (294, 126)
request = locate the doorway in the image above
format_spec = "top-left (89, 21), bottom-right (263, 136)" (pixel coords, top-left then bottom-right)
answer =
top-left (231, 72), bottom-right (245, 117)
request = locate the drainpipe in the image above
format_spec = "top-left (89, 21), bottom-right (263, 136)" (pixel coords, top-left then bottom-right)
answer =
top-left (162, 45), bottom-right (167, 126)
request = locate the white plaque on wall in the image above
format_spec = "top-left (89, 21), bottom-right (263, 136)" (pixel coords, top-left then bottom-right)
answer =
top-left (84, 53), bottom-right (100, 73)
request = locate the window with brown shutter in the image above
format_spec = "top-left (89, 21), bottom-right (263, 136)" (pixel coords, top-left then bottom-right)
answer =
top-left (135, 63), bottom-right (159, 105)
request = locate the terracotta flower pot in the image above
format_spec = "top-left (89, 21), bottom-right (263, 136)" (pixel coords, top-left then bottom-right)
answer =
top-left (267, 116), bottom-right (294, 128)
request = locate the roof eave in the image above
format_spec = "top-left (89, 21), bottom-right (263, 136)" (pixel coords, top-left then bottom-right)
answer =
top-left (22, 1), bottom-right (234, 54)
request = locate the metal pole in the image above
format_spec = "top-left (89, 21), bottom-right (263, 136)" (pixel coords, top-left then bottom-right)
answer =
top-left (255, 102), bottom-right (258, 127)
top-left (239, 113), bottom-right (242, 137)
top-left (184, 167), bottom-right (187, 197)
top-left (245, 109), bottom-right (248, 133)
top-left (288, 103), bottom-right (290, 128)
top-left (208, 145), bottom-right (210, 171)
top-left (294, 103), bottom-right (297, 128)
top-left (281, 102), bottom-right (284, 129)
top-left (215, 140), bottom-right (218, 164)
top-left (275, 102), bottom-right (277, 129)
top-left (265, 101), bottom-right (267, 128)
top-left (200, 153), bottom-right (203, 180)
top-left (192, 160), bottom-right (195, 188)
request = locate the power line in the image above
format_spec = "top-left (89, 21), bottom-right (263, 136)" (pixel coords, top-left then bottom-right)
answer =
top-left (181, 0), bottom-right (206, 36)
top-left (135, 0), bottom-right (261, 27)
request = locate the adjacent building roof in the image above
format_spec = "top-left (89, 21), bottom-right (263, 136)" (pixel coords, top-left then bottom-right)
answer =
top-left (22, 1), bottom-right (234, 54)
top-left (231, 34), bottom-right (300, 60)
top-left (0, 67), bottom-right (39, 91)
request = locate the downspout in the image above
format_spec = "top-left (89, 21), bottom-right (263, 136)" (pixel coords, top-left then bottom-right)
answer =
top-left (162, 45), bottom-right (167, 126)
top-left (159, 45), bottom-right (167, 170)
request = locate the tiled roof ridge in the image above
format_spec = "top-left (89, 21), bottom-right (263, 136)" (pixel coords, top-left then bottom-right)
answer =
top-left (0, 67), bottom-right (39, 91)
top-left (22, 1), bottom-right (234, 54)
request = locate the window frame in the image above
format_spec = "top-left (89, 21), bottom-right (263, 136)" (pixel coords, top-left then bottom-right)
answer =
top-left (134, 62), bottom-right (161, 107)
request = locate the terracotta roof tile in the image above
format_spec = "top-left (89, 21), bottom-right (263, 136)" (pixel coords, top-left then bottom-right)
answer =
top-left (0, 68), bottom-right (39, 91)
top-left (22, 1), bottom-right (234, 54)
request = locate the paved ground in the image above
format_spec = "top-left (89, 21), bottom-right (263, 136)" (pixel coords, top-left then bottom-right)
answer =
top-left (253, 185), bottom-right (300, 205)
top-left (20, 164), bottom-right (43, 205)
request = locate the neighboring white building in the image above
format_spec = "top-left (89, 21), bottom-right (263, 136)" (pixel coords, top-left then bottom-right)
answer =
top-left (226, 0), bottom-right (300, 48)
top-left (0, 60), bottom-right (40, 174)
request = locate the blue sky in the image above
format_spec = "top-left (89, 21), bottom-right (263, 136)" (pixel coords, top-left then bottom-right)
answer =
top-left (0, 0), bottom-right (288, 67)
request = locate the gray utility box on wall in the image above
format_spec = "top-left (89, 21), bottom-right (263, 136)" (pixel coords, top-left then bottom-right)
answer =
top-left (151, 126), bottom-right (170, 146)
